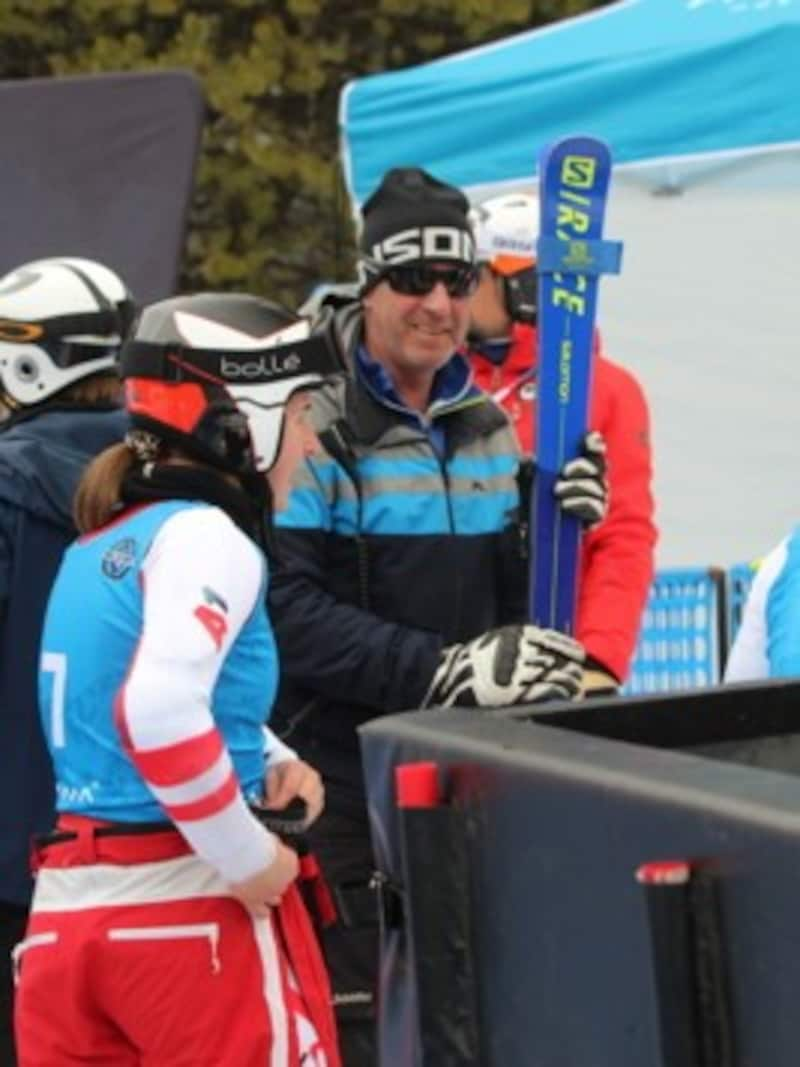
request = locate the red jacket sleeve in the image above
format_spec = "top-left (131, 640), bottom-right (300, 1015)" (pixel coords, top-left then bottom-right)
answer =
top-left (468, 326), bottom-right (657, 681)
top-left (577, 355), bottom-right (657, 680)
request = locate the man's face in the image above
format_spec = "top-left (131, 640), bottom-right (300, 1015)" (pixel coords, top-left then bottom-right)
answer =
top-left (362, 262), bottom-right (475, 378)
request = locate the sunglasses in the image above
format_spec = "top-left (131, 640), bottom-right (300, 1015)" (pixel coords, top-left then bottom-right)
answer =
top-left (382, 264), bottom-right (478, 299)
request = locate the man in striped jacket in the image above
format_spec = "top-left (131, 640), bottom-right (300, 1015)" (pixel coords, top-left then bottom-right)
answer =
top-left (271, 168), bottom-right (608, 1064)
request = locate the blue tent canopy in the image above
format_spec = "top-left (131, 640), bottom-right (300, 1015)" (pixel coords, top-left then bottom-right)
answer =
top-left (340, 0), bottom-right (800, 205)
top-left (339, 2), bottom-right (800, 572)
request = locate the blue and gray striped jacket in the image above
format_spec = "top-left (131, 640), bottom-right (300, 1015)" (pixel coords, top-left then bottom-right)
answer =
top-left (269, 304), bottom-right (526, 770)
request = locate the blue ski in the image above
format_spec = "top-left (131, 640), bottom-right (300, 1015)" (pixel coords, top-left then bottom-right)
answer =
top-left (529, 136), bottom-right (622, 633)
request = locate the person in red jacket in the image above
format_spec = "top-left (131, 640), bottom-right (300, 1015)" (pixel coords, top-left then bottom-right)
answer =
top-left (467, 192), bottom-right (657, 693)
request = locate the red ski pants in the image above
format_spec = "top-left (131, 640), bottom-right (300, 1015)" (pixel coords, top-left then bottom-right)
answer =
top-left (14, 819), bottom-right (340, 1066)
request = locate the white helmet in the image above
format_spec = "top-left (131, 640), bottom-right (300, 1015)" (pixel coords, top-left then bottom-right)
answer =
top-left (470, 192), bottom-right (539, 268)
top-left (0, 257), bottom-right (135, 407)
top-left (469, 193), bottom-right (539, 323)
top-left (121, 293), bottom-right (342, 474)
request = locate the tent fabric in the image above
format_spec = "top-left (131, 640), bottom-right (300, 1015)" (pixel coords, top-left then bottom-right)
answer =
top-left (341, 0), bottom-right (800, 205)
top-left (338, 2), bottom-right (800, 569)
top-left (0, 69), bottom-right (203, 304)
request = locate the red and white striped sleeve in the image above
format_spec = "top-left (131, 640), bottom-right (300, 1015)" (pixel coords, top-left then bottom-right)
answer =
top-left (114, 505), bottom-right (277, 884)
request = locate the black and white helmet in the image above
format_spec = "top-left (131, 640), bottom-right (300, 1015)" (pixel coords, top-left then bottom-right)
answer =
top-left (0, 257), bottom-right (135, 407)
top-left (120, 292), bottom-right (342, 475)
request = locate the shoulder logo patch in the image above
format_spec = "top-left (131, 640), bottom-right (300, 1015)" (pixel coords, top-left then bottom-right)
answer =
top-left (193, 585), bottom-right (230, 650)
top-left (101, 538), bottom-right (137, 580)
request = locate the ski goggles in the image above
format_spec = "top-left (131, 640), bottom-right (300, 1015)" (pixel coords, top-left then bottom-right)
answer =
top-left (373, 263), bottom-right (479, 300)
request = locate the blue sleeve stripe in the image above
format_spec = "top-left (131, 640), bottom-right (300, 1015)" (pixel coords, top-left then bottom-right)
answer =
top-left (766, 529), bottom-right (800, 676)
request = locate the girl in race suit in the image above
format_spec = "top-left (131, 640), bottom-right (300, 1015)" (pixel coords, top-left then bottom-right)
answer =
top-left (14, 294), bottom-right (343, 1067)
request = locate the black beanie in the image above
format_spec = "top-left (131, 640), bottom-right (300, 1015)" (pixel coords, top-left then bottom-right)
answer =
top-left (359, 167), bottom-right (475, 276)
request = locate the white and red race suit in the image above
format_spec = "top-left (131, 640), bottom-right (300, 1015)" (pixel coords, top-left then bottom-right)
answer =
top-left (15, 500), bottom-right (340, 1066)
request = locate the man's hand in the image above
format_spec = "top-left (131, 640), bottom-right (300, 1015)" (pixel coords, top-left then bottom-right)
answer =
top-left (554, 430), bottom-right (608, 529)
top-left (263, 759), bottom-right (324, 829)
top-left (423, 624), bottom-right (584, 709)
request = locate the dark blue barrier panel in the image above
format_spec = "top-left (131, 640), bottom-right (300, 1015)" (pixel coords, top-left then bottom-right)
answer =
top-left (361, 679), bottom-right (800, 1066)
top-left (0, 70), bottom-right (203, 302)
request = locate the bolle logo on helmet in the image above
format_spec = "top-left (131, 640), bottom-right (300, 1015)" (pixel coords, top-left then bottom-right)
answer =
top-left (219, 350), bottom-right (302, 379)
top-left (0, 320), bottom-right (44, 343)
top-left (370, 226), bottom-right (474, 266)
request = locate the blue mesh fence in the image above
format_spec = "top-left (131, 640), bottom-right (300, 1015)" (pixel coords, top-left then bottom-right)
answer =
top-left (623, 567), bottom-right (726, 695)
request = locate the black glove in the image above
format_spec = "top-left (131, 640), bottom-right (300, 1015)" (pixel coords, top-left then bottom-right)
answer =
top-left (423, 624), bottom-right (584, 709)
top-left (554, 430), bottom-right (608, 529)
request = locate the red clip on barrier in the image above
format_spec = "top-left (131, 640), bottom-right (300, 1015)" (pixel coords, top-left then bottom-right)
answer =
top-left (395, 761), bottom-right (441, 809)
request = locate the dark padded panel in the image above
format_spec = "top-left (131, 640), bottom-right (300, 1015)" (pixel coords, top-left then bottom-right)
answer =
top-left (361, 680), bottom-right (800, 1065)
top-left (0, 70), bottom-right (203, 303)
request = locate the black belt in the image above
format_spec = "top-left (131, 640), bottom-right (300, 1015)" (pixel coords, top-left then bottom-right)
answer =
top-left (36, 797), bottom-right (310, 850)
top-left (35, 819), bottom-right (173, 849)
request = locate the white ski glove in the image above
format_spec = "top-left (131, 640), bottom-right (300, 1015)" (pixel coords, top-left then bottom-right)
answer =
top-left (423, 624), bottom-right (584, 709)
top-left (553, 430), bottom-right (608, 529)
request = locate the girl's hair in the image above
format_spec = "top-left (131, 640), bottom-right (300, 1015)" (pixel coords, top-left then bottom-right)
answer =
top-left (74, 438), bottom-right (222, 534)
top-left (73, 443), bottom-right (135, 534)
top-left (59, 373), bottom-right (122, 407)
